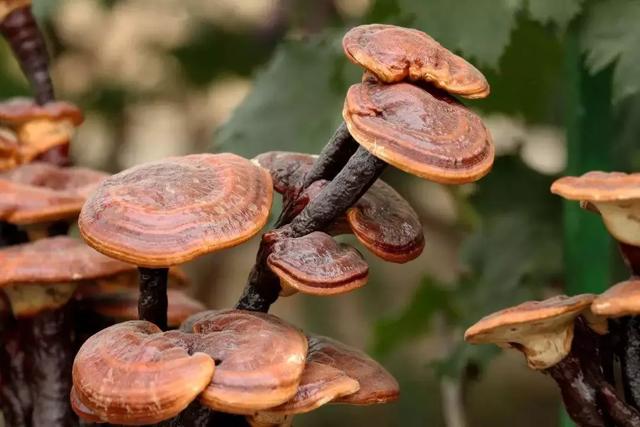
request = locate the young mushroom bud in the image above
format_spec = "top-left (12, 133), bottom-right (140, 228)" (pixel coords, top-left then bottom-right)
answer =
top-left (79, 153), bottom-right (273, 330)
top-left (0, 1), bottom-right (54, 104)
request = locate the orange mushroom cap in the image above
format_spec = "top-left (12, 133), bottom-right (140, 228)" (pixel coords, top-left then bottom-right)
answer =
top-left (267, 231), bottom-right (369, 296)
top-left (592, 279), bottom-right (640, 318)
top-left (0, 98), bottom-right (83, 126)
top-left (72, 321), bottom-right (215, 425)
top-left (342, 24), bottom-right (489, 98)
top-left (0, 162), bottom-right (108, 224)
top-left (79, 153), bottom-right (273, 267)
top-left (188, 309), bottom-right (308, 414)
top-left (343, 79), bottom-right (494, 184)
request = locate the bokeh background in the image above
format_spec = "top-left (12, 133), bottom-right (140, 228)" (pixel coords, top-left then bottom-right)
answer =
top-left (1, 0), bottom-right (640, 425)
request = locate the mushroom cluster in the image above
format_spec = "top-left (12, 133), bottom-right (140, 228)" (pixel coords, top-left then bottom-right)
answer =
top-left (465, 171), bottom-right (640, 426)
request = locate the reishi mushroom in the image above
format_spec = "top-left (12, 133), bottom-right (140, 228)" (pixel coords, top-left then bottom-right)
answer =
top-left (79, 153), bottom-right (273, 330)
top-left (0, 1), bottom-right (54, 104)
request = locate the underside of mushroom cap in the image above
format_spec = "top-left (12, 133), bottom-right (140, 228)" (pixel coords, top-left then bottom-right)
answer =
top-left (79, 153), bottom-right (273, 267)
top-left (592, 279), bottom-right (640, 318)
top-left (191, 309), bottom-right (308, 414)
top-left (464, 294), bottom-right (596, 369)
top-left (267, 231), bottom-right (369, 296)
top-left (342, 24), bottom-right (489, 98)
top-left (343, 79), bottom-right (494, 184)
top-left (72, 321), bottom-right (215, 425)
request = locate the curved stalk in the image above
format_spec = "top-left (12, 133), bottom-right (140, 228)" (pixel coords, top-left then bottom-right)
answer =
top-left (0, 322), bottom-right (32, 427)
top-left (620, 316), bottom-right (640, 411)
top-left (138, 267), bottom-right (169, 330)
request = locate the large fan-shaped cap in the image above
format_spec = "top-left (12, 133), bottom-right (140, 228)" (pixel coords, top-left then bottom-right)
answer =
top-left (343, 79), bottom-right (494, 184)
top-left (0, 162), bottom-right (108, 224)
top-left (267, 231), bottom-right (369, 296)
top-left (0, 98), bottom-right (83, 126)
top-left (253, 151), bottom-right (315, 194)
top-left (464, 294), bottom-right (595, 369)
top-left (552, 172), bottom-right (640, 246)
top-left (189, 310), bottom-right (308, 414)
top-left (342, 24), bottom-right (489, 98)
top-left (72, 321), bottom-right (215, 425)
top-left (79, 153), bottom-right (273, 267)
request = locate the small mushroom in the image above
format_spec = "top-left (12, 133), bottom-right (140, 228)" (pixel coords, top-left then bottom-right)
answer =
top-left (465, 295), bottom-right (610, 426)
top-left (0, 162), bottom-right (108, 239)
top-left (188, 309), bottom-right (308, 414)
top-left (255, 151), bottom-right (424, 263)
top-left (267, 231), bottom-right (369, 296)
top-left (0, 2), bottom-right (54, 104)
top-left (0, 98), bottom-right (84, 166)
top-left (79, 153), bottom-right (273, 330)
top-left (343, 24), bottom-right (490, 98)
top-left (72, 321), bottom-right (216, 425)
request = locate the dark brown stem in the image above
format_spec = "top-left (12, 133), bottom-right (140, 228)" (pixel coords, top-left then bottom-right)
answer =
top-left (618, 242), bottom-right (640, 276)
top-left (47, 221), bottom-right (70, 237)
top-left (35, 144), bottom-right (72, 167)
top-left (236, 146), bottom-right (386, 312)
top-left (138, 267), bottom-right (169, 330)
top-left (0, 321), bottom-right (32, 427)
top-left (620, 316), bottom-right (640, 411)
top-left (158, 401), bottom-right (250, 427)
top-left (28, 306), bottom-right (76, 426)
top-left (0, 6), bottom-right (54, 105)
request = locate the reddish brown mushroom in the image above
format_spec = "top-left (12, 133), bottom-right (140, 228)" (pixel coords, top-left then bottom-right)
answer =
top-left (72, 321), bottom-right (215, 425)
top-left (188, 310), bottom-right (308, 414)
top-left (343, 24), bottom-right (489, 98)
top-left (267, 231), bottom-right (369, 296)
top-left (79, 153), bottom-right (273, 329)
top-left (343, 77), bottom-right (494, 184)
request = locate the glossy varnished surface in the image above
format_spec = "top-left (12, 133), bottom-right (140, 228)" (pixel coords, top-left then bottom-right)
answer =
top-left (190, 310), bottom-right (308, 414)
top-left (253, 151), bottom-right (315, 194)
top-left (344, 80), bottom-right (494, 183)
top-left (267, 231), bottom-right (368, 296)
top-left (72, 321), bottom-right (215, 424)
top-left (592, 280), bottom-right (640, 317)
top-left (307, 335), bottom-right (399, 405)
top-left (343, 24), bottom-right (489, 98)
top-left (348, 179), bottom-right (424, 262)
top-left (0, 162), bottom-right (107, 224)
top-left (0, 236), bottom-right (136, 286)
top-left (552, 171), bottom-right (640, 201)
top-left (79, 153), bottom-right (273, 267)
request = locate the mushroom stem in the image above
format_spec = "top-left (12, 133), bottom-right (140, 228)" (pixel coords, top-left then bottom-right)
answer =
top-left (28, 306), bottom-right (76, 426)
top-left (138, 267), bottom-right (169, 330)
top-left (0, 6), bottom-right (54, 105)
top-left (618, 242), bottom-right (640, 276)
top-left (619, 316), bottom-right (640, 410)
top-left (237, 146), bottom-right (386, 312)
top-left (0, 322), bottom-right (32, 427)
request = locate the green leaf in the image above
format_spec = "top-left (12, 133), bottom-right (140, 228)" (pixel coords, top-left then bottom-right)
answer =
top-left (526, 0), bottom-right (584, 28)
top-left (372, 276), bottom-right (453, 356)
top-left (214, 31), bottom-right (357, 158)
top-left (397, 0), bottom-right (523, 68)
top-left (581, 0), bottom-right (640, 101)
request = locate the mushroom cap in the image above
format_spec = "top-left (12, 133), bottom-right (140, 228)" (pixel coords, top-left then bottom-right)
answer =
top-left (348, 179), bottom-right (424, 263)
top-left (84, 289), bottom-right (205, 328)
top-left (0, 1), bottom-right (32, 21)
top-left (72, 321), bottom-right (215, 425)
top-left (592, 280), bottom-right (640, 318)
top-left (255, 151), bottom-right (424, 261)
top-left (267, 231), bottom-right (369, 296)
top-left (343, 79), bottom-right (494, 184)
top-left (307, 335), bottom-right (399, 405)
top-left (0, 162), bottom-right (108, 224)
top-left (464, 294), bottom-right (595, 369)
top-left (15, 119), bottom-right (74, 164)
top-left (79, 153), bottom-right (273, 267)
top-left (257, 362), bottom-right (359, 417)
top-left (188, 310), bottom-right (308, 414)
top-left (0, 98), bottom-right (83, 127)
top-left (0, 236), bottom-right (139, 287)
top-left (552, 172), bottom-right (640, 246)
top-left (342, 24), bottom-right (489, 98)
